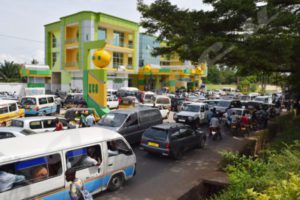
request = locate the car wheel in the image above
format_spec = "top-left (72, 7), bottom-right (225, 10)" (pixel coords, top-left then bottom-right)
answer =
top-left (197, 137), bottom-right (206, 149)
top-left (108, 173), bottom-right (124, 191)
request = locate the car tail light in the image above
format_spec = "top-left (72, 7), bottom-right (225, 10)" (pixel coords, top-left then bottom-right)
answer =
top-left (166, 143), bottom-right (170, 152)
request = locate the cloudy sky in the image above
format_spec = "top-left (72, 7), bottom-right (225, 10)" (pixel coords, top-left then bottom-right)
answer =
top-left (0, 0), bottom-right (211, 64)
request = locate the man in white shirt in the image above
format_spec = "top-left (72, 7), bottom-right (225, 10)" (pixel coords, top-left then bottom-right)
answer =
top-left (86, 113), bottom-right (95, 127)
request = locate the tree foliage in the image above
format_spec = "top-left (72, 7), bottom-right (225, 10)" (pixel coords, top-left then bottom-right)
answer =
top-left (137, 0), bottom-right (300, 94)
top-left (0, 60), bottom-right (22, 82)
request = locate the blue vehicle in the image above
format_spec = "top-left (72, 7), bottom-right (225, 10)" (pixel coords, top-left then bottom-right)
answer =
top-left (20, 95), bottom-right (57, 116)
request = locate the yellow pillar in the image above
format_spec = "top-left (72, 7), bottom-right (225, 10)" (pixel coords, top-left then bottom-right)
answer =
top-left (138, 73), bottom-right (145, 91)
top-left (168, 74), bottom-right (176, 93)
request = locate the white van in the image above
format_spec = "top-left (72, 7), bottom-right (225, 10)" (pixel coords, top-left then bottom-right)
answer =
top-left (254, 96), bottom-right (273, 104)
top-left (0, 127), bottom-right (136, 199)
top-left (20, 95), bottom-right (57, 116)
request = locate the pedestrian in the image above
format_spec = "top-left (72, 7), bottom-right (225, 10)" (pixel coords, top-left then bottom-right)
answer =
top-left (54, 118), bottom-right (64, 131)
top-left (86, 112), bottom-right (95, 127)
top-left (79, 112), bottom-right (88, 128)
top-left (65, 169), bottom-right (93, 200)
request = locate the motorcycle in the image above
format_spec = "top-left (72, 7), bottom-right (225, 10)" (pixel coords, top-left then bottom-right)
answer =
top-left (210, 127), bottom-right (222, 141)
top-left (240, 124), bottom-right (249, 137)
top-left (230, 123), bottom-right (238, 136)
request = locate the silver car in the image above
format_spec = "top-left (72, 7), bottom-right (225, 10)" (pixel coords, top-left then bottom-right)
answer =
top-left (0, 127), bottom-right (36, 140)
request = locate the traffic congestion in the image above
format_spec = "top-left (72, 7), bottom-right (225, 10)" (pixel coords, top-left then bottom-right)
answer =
top-left (0, 86), bottom-right (287, 199)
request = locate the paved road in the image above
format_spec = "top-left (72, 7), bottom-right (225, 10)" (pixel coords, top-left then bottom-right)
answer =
top-left (94, 112), bottom-right (249, 200)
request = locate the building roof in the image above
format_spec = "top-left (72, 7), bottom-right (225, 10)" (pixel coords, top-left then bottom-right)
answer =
top-left (0, 127), bottom-right (122, 164)
top-left (45, 11), bottom-right (138, 27)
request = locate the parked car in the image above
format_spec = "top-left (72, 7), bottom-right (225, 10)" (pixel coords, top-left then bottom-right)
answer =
top-left (107, 96), bottom-right (119, 109)
top-left (20, 95), bottom-right (57, 116)
top-left (64, 108), bottom-right (101, 124)
top-left (0, 127), bottom-right (36, 139)
top-left (141, 123), bottom-right (206, 159)
top-left (214, 100), bottom-right (242, 115)
top-left (0, 100), bottom-right (25, 126)
top-left (119, 96), bottom-right (139, 109)
top-left (174, 103), bottom-right (209, 127)
top-left (63, 93), bottom-right (87, 108)
top-left (97, 107), bottom-right (163, 144)
top-left (10, 116), bottom-right (71, 133)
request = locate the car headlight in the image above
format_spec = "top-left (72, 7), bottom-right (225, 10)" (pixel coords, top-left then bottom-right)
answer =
top-left (188, 116), bottom-right (193, 121)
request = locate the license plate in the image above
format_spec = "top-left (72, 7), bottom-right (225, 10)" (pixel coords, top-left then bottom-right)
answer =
top-left (148, 142), bottom-right (159, 148)
top-left (178, 119), bottom-right (185, 122)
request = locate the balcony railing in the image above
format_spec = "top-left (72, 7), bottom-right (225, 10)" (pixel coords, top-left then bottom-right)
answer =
top-left (109, 41), bottom-right (134, 49)
top-left (65, 62), bottom-right (79, 68)
top-left (65, 38), bottom-right (79, 44)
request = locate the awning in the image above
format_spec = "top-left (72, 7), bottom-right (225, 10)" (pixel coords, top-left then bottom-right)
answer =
top-left (20, 64), bottom-right (51, 78)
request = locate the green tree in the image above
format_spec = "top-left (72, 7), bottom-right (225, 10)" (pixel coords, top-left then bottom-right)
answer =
top-left (137, 0), bottom-right (300, 95)
top-left (0, 60), bottom-right (22, 82)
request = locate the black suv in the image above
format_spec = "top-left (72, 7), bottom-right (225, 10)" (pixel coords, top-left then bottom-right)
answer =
top-left (141, 123), bottom-right (206, 159)
top-left (214, 99), bottom-right (242, 115)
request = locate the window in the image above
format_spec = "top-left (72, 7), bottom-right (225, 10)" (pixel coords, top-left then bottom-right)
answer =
top-left (113, 52), bottom-right (124, 68)
top-left (125, 113), bottom-right (138, 127)
top-left (21, 98), bottom-right (36, 106)
top-left (11, 120), bottom-right (24, 128)
top-left (0, 132), bottom-right (15, 139)
top-left (0, 107), bottom-right (9, 114)
top-left (107, 139), bottom-right (132, 157)
top-left (128, 33), bottom-right (133, 48)
top-left (39, 98), bottom-right (48, 105)
top-left (98, 28), bottom-right (106, 40)
top-left (143, 128), bottom-right (168, 142)
top-left (66, 145), bottom-right (101, 170)
top-left (98, 113), bottom-right (128, 127)
top-left (113, 31), bottom-right (124, 47)
top-left (9, 103), bottom-right (17, 112)
top-left (30, 121), bottom-right (42, 129)
top-left (43, 120), bottom-right (56, 128)
top-left (128, 57), bottom-right (133, 68)
top-left (52, 34), bottom-right (57, 48)
top-left (139, 110), bottom-right (160, 122)
top-left (0, 154), bottom-right (62, 192)
top-left (47, 97), bottom-right (54, 103)
top-left (52, 52), bottom-right (57, 66)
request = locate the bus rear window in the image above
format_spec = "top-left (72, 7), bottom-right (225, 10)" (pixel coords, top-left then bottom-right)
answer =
top-left (21, 98), bottom-right (36, 106)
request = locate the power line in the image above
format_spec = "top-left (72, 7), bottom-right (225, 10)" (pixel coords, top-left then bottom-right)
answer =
top-left (0, 33), bottom-right (43, 44)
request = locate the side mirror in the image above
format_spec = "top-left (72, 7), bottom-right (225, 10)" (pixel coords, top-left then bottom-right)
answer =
top-left (119, 148), bottom-right (133, 156)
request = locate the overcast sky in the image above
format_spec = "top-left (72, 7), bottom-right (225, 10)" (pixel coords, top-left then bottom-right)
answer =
top-left (0, 0), bottom-right (211, 64)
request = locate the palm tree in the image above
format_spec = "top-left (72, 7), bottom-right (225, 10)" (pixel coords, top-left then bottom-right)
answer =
top-left (0, 60), bottom-right (22, 82)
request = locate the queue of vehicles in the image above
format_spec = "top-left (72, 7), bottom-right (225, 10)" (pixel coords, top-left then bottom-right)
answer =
top-left (0, 87), bottom-right (283, 199)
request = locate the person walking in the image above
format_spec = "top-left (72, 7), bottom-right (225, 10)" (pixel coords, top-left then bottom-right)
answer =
top-left (65, 169), bottom-right (93, 200)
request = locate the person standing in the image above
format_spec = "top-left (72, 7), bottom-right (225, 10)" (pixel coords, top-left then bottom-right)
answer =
top-left (65, 169), bottom-right (93, 200)
top-left (54, 118), bottom-right (64, 131)
top-left (86, 113), bottom-right (95, 127)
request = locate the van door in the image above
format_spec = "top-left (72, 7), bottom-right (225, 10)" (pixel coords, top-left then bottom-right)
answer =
top-left (119, 113), bottom-right (140, 144)
top-left (105, 139), bottom-right (135, 179)
top-left (38, 97), bottom-right (49, 115)
top-left (29, 120), bottom-right (44, 133)
top-left (47, 97), bottom-right (57, 113)
top-left (43, 119), bottom-right (56, 132)
top-left (63, 144), bottom-right (104, 194)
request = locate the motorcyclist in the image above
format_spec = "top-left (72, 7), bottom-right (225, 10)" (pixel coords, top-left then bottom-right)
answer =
top-left (209, 114), bottom-right (222, 140)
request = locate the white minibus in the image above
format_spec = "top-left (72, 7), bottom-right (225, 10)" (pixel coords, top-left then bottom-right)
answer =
top-left (0, 127), bottom-right (136, 199)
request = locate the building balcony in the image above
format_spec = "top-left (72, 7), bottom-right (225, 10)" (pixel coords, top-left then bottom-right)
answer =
top-left (65, 62), bottom-right (80, 70)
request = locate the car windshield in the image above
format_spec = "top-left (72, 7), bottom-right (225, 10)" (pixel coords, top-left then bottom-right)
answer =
top-left (143, 128), bottom-right (168, 141)
top-left (183, 105), bottom-right (200, 112)
top-left (156, 98), bottom-right (170, 104)
top-left (21, 98), bottom-right (36, 105)
top-left (217, 101), bottom-right (231, 107)
top-left (11, 120), bottom-right (24, 128)
top-left (98, 113), bottom-right (128, 127)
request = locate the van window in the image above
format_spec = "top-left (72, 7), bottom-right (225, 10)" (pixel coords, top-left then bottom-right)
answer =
top-left (11, 120), bottom-right (24, 128)
top-left (107, 139), bottom-right (132, 157)
top-left (47, 97), bottom-right (54, 103)
top-left (66, 145), bottom-right (101, 170)
top-left (9, 103), bottom-right (17, 112)
top-left (139, 110), bottom-right (160, 122)
top-left (0, 154), bottom-right (62, 192)
top-left (30, 121), bottom-right (42, 129)
top-left (0, 132), bottom-right (15, 139)
top-left (43, 120), bottom-right (56, 128)
top-left (125, 113), bottom-right (138, 127)
top-left (0, 107), bottom-right (9, 114)
top-left (21, 98), bottom-right (36, 106)
top-left (39, 98), bottom-right (48, 105)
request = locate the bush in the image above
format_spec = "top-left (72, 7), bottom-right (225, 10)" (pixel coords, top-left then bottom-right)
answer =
top-left (212, 115), bottom-right (300, 200)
